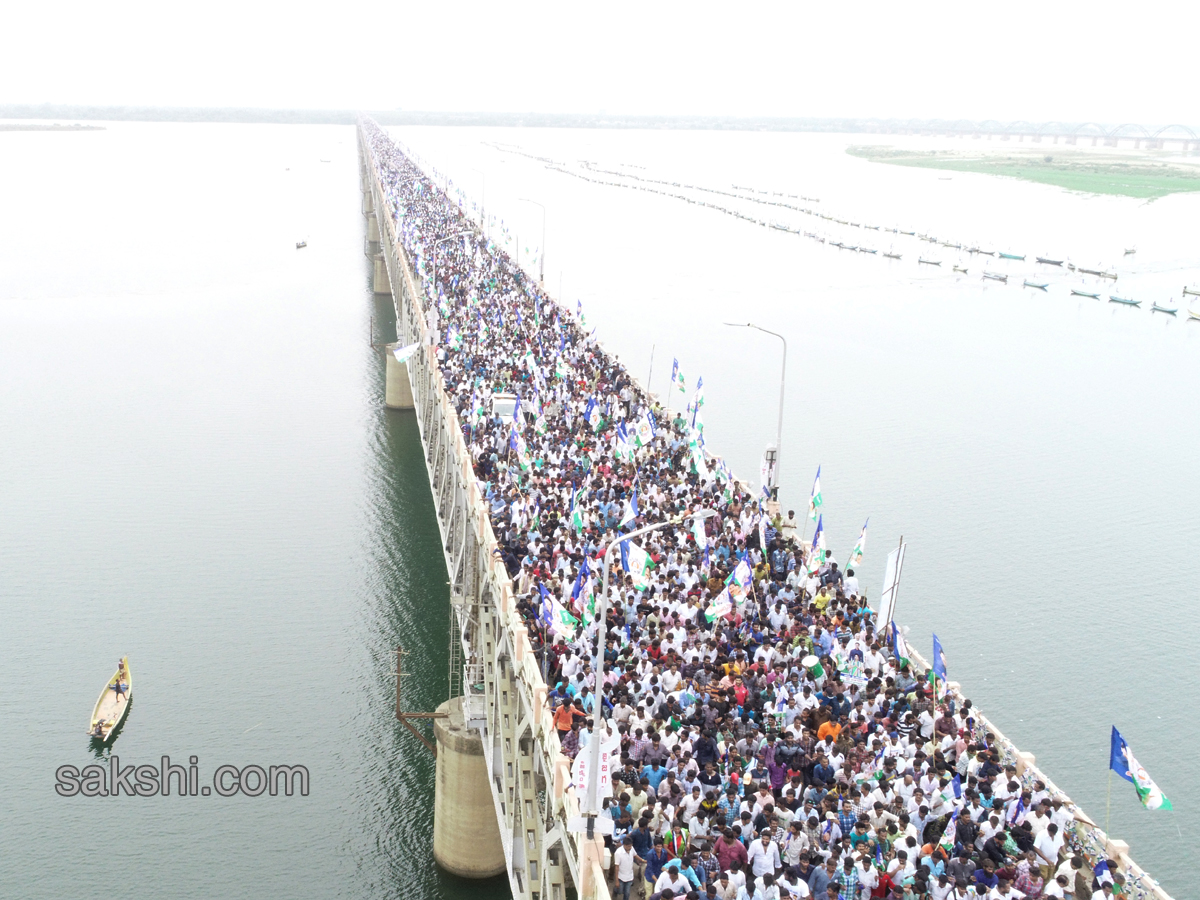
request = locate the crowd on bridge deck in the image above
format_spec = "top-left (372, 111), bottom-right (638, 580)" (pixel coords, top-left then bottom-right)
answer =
top-left (362, 120), bottom-right (1123, 900)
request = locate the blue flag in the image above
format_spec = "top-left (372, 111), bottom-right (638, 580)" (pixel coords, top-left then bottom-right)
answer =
top-left (932, 634), bottom-right (947, 683)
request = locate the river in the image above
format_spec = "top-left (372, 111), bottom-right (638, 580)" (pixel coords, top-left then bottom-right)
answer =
top-left (1, 120), bottom-right (1196, 898)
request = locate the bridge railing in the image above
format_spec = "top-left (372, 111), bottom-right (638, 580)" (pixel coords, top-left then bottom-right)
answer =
top-left (360, 125), bottom-right (610, 900)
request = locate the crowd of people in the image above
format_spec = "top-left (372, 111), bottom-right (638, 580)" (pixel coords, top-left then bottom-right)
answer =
top-left (362, 120), bottom-right (1122, 900)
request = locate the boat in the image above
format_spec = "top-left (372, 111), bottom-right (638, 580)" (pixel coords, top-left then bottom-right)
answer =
top-left (982, 272), bottom-right (1008, 282)
top-left (900, 230), bottom-right (915, 236)
top-left (830, 241), bottom-right (844, 249)
top-left (1036, 258), bottom-right (1064, 266)
top-left (1109, 296), bottom-right (1141, 306)
top-left (918, 258), bottom-right (941, 266)
top-left (1023, 281), bottom-right (1049, 291)
top-left (1079, 268), bottom-right (1118, 280)
top-left (883, 252), bottom-right (902, 260)
top-left (859, 247), bottom-right (877, 254)
top-left (89, 656), bottom-right (132, 742)
top-left (941, 242), bottom-right (962, 249)
top-left (866, 225), bottom-right (880, 230)
top-left (998, 252), bottom-right (1025, 260)
top-left (1067, 263), bottom-right (1076, 271)
top-left (1070, 290), bottom-right (1101, 299)
top-left (1124, 248), bottom-right (1137, 255)
top-left (1152, 303), bottom-right (1177, 315)
top-left (953, 266), bottom-right (968, 274)
top-left (1189, 309), bottom-right (1200, 321)
top-left (1184, 288), bottom-right (1200, 297)
top-left (296, 241), bottom-right (307, 249)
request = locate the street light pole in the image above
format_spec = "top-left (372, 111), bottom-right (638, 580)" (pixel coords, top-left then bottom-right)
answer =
top-left (518, 197), bottom-right (546, 286)
top-left (582, 508), bottom-right (718, 838)
top-left (724, 322), bottom-right (787, 500)
top-left (431, 230), bottom-right (474, 308)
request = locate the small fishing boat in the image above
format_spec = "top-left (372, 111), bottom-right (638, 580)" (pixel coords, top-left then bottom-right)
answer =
top-left (941, 242), bottom-right (962, 249)
top-left (1124, 248), bottom-right (1137, 255)
top-left (89, 656), bottom-right (132, 742)
top-left (866, 225), bottom-right (880, 230)
top-left (982, 272), bottom-right (1008, 282)
top-left (918, 258), bottom-right (942, 266)
top-left (998, 252), bottom-right (1025, 261)
top-left (978, 250), bottom-right (996, 257)
top-left (859, 247), bottom-right (877, 254)
top-left (1184, 287), bottom-right (1200, 297)
top-left (296, 241), bottom-right (307, 249)
top-left (1152, 303), bottom-right (1177, 315)
top-left (1189, 309), bottom-right (1200, 320)
top-left (1067, 263), bottom-right (1076, 271)
top-left (1023, 281), bottom-right (1049, 291)
top-left (1036, 258), bottom-right (1064, 266)
top-left (953, 266), bottom-right (968, 274)
top-left (883, 252), bottom-right (902, 260)
top-left (1109, 296), bottom-right (1141, 306)
top-left (1079, 268), bottom-right (1118, 280)
top-left (900, 230), bottom-right (915, 236)
top-left (830, 241), bottom-right (844, 249)
top-left (850, 222), bottom-right (861, 228)
top-left (1070, 290), bottom-right (1101, 299)
top-left (845, 245), bottom-right (859, 252)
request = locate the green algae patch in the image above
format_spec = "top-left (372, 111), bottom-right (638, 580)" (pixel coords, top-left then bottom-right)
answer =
top-left (847, 146), bottom-right (1200, 200)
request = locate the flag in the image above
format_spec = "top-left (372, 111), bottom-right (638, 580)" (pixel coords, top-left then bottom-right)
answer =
top-left (621, 540), bottom-right (654, 591)
top-left (692, 516), bottom-right (708, 550)
top-left (705, 586), bottom-right (732, 622)
top-left (512, 393), bottom-right (522, 430)
top-left (584, 397), bottom-right (601, 432)
top-left (939, 808), bottom-right (959, 854)
top-left (538, 584), bottom-right (554, 629)
top-left (806, 516), bottom-right (826, 574)
top-left (674, 359), bottom-right (686, 395)
top-left (849, 518), bottom-right (868, 569)
top-left (889, 621), bottom-right (910, 668)
top-left (614, 421), bottom-right (634, 463)
top-left (570, 486), bottom-right (585, 534)
top-left (808, 466), bottom-right (823, 521)
top-left (1110, 727), bottom-right (1172, 810)
top-left (571, 557), bottom-right (592, 606)
top-left (509, 430), bottom-right (531, 472)
top-left (620, 491), bottom-right (639, 528)
top-left (930, 634), bottom-right (948, 698)
top-left (690, 377), bottom-right (704, 428)
top-left (633, 411), bottom-right (656, 449)
top-left (446, 325), bottom-right (462, 350)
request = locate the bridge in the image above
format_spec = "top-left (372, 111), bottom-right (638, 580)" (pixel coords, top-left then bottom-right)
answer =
top-left (355, 120), bottom-right (1174, 900)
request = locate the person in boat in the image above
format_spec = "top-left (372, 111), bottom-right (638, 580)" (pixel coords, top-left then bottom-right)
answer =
top-left (112, 674), bottom-right (128, 702)
top-left (91, 720), bottom-right (106, 738)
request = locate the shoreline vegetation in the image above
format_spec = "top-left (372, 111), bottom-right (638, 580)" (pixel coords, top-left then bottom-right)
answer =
top-left (847, 145), bottom-right (1200, 199)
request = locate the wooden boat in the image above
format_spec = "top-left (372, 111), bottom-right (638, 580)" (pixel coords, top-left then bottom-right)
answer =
top-left (1109, 296), bottom-right (1141, 306)
top-left (998, 252), bottom-right (1025, 260)
top-left (899, 230), bottom-right (915, 236)
top-left (859, 247), bottom-right (877, 254)
top-left (953, 266), bottom-right (968, 274)
top-left (1124, 248), bottom-right (1137, 255)
top-left (296, 241), bottom-right (307, 249)
top-left (89, 656), bottom-right (132, 742)
top-left (982, 272), bottom-right (1008, 282)
top-left (1189, 309), bottom-right (1200, 320)
top-left (1152, 303), bottom-right (1177, 315)
top-left (1070, 290), bottom-right (1101, 299)
top-left (941, 242), bottom-right (962, 249)
top-left (918, 258), bottom-right (941, 266)
top-left (1184, 288), bottom-right (1200, 297)
top-left (883, 252), bottom-right (902, 260)
top-left (1036, 258), bottom-right (1064, 266)
top-left (866, 225), bottom-right (880, 230)
top-left (1079, 268), bottom-right (1118, 280)
top-left (830, 241), bottom-right (844, 249)
top-left (1023, 281), bottom-right (1049, 291)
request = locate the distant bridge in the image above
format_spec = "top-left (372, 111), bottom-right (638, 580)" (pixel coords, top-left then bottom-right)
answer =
top-left (851, 118), bottom-right (1200, 151)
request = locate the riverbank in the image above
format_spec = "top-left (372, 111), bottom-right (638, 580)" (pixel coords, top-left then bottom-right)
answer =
top-left (847, 145), bottom-right (1200, 199)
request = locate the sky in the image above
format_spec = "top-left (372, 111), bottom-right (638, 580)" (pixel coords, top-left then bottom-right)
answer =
top-left (4, 0), bottom-right (1197, 125)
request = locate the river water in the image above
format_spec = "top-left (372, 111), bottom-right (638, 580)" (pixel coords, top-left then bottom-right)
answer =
top-left (1, 121), bottom-right (1197, 897)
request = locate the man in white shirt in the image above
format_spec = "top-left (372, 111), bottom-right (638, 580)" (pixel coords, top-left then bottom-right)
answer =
top-left (1032, 823), bottom-right (1064, 879)
top-left (612, 836), bottom-right (638, 900)
top-left (747, 831), bottom-right (782, 878)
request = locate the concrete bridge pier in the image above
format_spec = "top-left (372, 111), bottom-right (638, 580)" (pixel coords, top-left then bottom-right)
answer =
top-left (432, 697), bottom-right (505, 878)
top-left (383, 343), bottom-right (414, 410)
top-left (373, 254), bottom-right (391, 295)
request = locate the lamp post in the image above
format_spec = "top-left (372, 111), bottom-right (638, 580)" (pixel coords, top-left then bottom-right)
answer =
top-left (581, 507), bottom-right (718, 838)
top-left (518, 197), bottom-right (546, 286)
top-left (431, 230), bottom-right (474, 305)
top-left (469, 167), bottom-right (486, 237)
top-left (724, 322), bottom-right (787, 501)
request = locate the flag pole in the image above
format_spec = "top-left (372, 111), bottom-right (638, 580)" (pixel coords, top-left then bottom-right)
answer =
top-left (1105, 769), bottom-right (1112, 842)
top-left (646, 344), bottom-right (656, 398)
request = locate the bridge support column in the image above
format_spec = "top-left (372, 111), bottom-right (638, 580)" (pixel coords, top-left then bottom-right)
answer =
top-left (432, 697), bottom-right (505, 878)
top-left (373, 254), bottom-right (390, 294)
top-left (367, 213), bottom-right (380, 243)
top-left (384, 343), bottom-right (415, 409)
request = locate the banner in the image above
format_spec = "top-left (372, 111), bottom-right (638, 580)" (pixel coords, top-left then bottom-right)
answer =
top-left (876, 542), bottom-right (906, 631)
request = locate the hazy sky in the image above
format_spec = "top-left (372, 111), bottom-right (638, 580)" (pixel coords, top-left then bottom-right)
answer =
top-left (6, 0), bottom-right (1197, 124)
